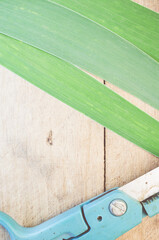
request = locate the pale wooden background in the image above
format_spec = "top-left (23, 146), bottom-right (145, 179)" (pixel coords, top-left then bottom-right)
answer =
top-left (0, 0), bottom-right (159, 239)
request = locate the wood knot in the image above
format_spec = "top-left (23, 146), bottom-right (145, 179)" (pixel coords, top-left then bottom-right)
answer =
top-left (47, 130), bottom-right (53, 145)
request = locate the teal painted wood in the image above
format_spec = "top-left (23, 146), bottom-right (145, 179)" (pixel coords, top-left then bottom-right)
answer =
top-left (0, 189), bottom-right (146, 240)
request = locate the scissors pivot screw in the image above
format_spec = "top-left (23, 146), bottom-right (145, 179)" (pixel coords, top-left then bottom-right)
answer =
top-left (109, 199), bottom-right (127, 216)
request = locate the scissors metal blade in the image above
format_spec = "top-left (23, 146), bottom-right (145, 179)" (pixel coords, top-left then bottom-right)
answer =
top-left (120, 167), bottom-right (159, 201)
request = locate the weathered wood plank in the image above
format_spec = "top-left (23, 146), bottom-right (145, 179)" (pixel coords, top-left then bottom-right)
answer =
top-left (106, 85), bottom-right (159, 239)
top-left (106, 2), bottom-right (159, 240)
top-left (0, 66), bottom-right (104, 239)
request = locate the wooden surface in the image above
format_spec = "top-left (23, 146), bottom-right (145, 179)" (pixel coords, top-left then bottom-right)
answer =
top-left (0, 0), bottom-right (159, 239)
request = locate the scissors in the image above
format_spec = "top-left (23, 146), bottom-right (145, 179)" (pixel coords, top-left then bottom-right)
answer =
top-left (0, 167), bottom-right (158, 240)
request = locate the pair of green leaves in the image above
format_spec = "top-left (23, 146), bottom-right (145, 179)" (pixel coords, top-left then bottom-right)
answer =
top-left (0, 0), bottom-right (159, 156)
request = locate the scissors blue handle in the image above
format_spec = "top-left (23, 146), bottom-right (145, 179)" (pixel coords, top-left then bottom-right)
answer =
top-left (0, 188), bottom-right (158, 240)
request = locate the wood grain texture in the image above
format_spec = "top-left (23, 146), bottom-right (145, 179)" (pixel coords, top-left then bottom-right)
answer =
top-left (0, 66), bottom-right (104, 239)
top-left (0, 1), bottom-right (159, 239)
top-left (106, 2), bottom-right (159, 239)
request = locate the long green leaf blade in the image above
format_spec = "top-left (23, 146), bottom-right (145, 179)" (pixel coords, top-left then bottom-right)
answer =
top-left (0, 34), bottom-right (159, 157)
top-left (53, 0), bottom-right (159, 62)
top-left (0, 0), bottom-right (159, 109)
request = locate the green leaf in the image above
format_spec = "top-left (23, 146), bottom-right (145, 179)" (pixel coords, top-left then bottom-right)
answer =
top-left (0, 0), bottom-right (159, 109)
top-left (53, 0), bottom-right (159, 62)
top-left (0, 34), bottom-right (159, 157)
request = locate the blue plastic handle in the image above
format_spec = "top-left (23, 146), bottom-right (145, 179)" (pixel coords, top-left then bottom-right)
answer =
top-left (0, 189), bottom-right (143, 240)
top-left (0, 204), bottom-right (87, 240)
